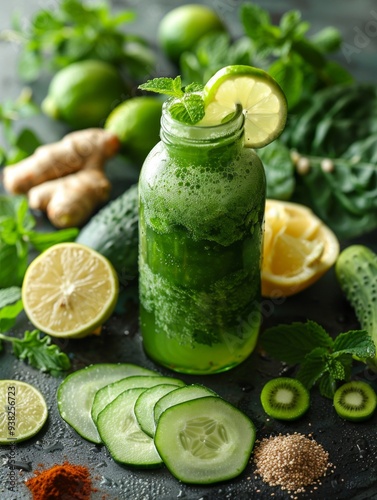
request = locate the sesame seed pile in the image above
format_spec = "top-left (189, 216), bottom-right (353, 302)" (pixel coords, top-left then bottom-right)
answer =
top-left (253, 432), bottom-right (333, 496)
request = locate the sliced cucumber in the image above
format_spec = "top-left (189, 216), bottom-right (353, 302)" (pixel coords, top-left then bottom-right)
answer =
top-left (57, 363), bottom-right (158, 443)
top-left (91, 375), bottom-right (185, 423)
top-left (97, 388), bottom-right (163, 467)
top-left (154, 384), bottom-right (217, 424)
top-left (134, 384), bottom-right (181, 437)
top-left (154, 396), bottom-right (256, 484)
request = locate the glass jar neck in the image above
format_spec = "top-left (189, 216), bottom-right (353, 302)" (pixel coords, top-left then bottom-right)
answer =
top-left (160, 100), bottom-right (245, 153)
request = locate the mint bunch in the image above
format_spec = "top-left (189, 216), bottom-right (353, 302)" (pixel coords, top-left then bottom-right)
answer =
top-left (139, 76), bottom-right (204, 125)
top-left (262, 320), bottom-right (376, 398)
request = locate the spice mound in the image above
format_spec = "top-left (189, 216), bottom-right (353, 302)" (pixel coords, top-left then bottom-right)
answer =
top-left (253, 432), bottom-right (333, 496)
top-left (25, 461), bottom-right (95, 500)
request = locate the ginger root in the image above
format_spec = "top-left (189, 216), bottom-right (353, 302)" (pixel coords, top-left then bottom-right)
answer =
top-left (2, 128), bottom-right (120, 228)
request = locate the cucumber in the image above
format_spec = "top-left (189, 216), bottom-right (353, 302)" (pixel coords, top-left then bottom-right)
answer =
top-left (154, 396), bottom-right (256, 484)
top-left (154, 384), bottom-right (217, 424)
top-left (97, 388), bottom-right (163, 467)
top-left (91, 375), bottom-right (185, 423)
top-left (76, 184), bottom-right (138, 277)
top-left (336, 244), bottom-right (377, 369)
top-left (57, 363), bottom-right (158, 443)
top-left (134, 384), bottom-right (182, 437)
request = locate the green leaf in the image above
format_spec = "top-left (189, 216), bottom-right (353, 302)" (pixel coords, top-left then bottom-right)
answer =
top-left (240, 2), bottom-right (272, 45)
top-left (139, 76), bottom-right (184, 98)
top-left (169, 94), bottom-right (205, 125)
top-left (1, 330), bottom-right (70, 376)
top-left (310, 26), bottom-right (342, 53)
top-left (268, 58), bottom-right (303, 110)
top-left (0, 300), bottom-right (24, 332)
top-left (27, 227), bottom-right (79, 252)
top-left (333, 330), bottom-right (376, 359)
top-left (17, 49), bottom-right (43, 82)
top-left (296, 347), bottom-right (328, 389)
top-left (291, 38), bottom-right (326, 68)
top-left (326, 356), bottom-right (347, 381)
top-left (262, 320), bottom-right (334, 364)
top-left (258, 139), bottom-right (295, 200)
top-left (318, 371), bottom-right (337, 399)
top-left (0, 287), bottom-right (21, 309)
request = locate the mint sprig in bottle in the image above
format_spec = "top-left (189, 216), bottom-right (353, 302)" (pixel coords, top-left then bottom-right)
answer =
top-left (138, 67), bottom-right (287, 374)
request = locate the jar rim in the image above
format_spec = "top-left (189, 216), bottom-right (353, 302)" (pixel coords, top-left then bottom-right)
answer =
top-left (161, 99), bottom-right (244, 143)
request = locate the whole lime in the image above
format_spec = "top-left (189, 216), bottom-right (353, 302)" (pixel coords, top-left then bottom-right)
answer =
top-left (158, 4), bottom-right (226, 63)
top-left (42, 60), bottom-right (126, 129)
top-left (105, 97), bottom-right (162, 164)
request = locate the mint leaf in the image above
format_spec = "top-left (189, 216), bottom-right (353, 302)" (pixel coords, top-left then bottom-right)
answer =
top-left (169, 94), bottom-right (205, 125)
top-left (139, 76), bottom-right (205, 125)
top-left (333, 330), bottom-right (376, 359)
top-left (296, 347), bottom-right (328, 389)
top-left (318, 371), bottom-right (337, 399)
top-left (0, 300), bottom-right (24, 333)
top-left (0, 287), bottom-right (21, 308)
top-left (27, 227), bottom-right (79, 252)
top-left (262, 320), bottom-right (333, 364)
top-left (139, 76), bottom-right (184, 98)
top-left (326, 356), bottom-right (347, 381)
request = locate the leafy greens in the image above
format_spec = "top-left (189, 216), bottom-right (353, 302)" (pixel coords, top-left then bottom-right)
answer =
top-left (262, 320), bottom-right (376, 398)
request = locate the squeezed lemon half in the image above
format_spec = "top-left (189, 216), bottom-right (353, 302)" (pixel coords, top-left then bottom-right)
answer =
top-left (262, 200), bottom-right (339, 297)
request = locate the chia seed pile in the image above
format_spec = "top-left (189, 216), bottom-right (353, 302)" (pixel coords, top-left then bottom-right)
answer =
top-left (253, 432), bottom-right (334, 496)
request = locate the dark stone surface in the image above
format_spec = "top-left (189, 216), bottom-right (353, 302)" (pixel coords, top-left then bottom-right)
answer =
top-left (1, 1), bottom-right (377, 499)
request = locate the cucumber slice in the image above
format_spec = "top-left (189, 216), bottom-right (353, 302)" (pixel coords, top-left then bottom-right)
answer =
top-left (97, 387), bottom-right (163, 467)
top-left (57, 363), bottom-right (158, 443)
top-left (91, 375), bottom-right (185, 423)
top-left (134, 384), bottom-right (181, 437)
top-left (154, 384), bottom-right (217, 424)
top-left (154, 396), bottom-right (256, 484)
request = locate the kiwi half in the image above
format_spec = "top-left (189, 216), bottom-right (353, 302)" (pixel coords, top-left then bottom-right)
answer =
top-left (333, 381), bottom-right (377, 422)
top-left (260, 377), bottom-right (310, 420)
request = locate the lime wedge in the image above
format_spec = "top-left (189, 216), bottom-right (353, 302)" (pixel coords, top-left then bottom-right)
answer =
top-left (200, 65), bottom-right (287, 148)
top-left (0, 380), bottom-right (48, 444)
top-left (22, 242), bottom-right (118, 338)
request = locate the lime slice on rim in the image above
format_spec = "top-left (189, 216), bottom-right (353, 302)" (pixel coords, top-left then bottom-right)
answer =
top-left (0, 380), bottom-right (48, 444)
top-left (200, 65), bottom-right (287, 148)
top-left (22, 242), bottom-right (118, 338)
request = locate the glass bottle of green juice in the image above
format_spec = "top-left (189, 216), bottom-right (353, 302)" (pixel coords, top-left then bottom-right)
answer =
top-left (139, 102), bottom-right (266, 374)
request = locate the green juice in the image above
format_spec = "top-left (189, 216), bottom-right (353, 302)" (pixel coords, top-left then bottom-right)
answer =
top-left (139, 104), bottom-right (266, 374)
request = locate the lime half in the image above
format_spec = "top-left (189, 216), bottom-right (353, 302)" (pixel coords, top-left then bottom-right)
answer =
top-left (22, 243), bottom-right (118, 338)
top-left (201, 65), bottom-right (287, 148)
top-left (0, 380), bottom-right (48, 444)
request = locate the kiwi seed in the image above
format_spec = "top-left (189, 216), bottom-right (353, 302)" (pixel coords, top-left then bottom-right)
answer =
top-left (333, 381), bottom-right (377, 422)
top-left (260, 377), bottom-right (310, 421)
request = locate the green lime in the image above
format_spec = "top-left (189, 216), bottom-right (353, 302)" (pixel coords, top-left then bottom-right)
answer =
top-left (41, 60), bottom-right (126, 129)
top-left (22, 243), bottom-right (119, 338)
top-left (200, 65), bottom-right (288, 148)
top-left (105, 97), bottom-right (162, 163)
top-left (158, 4), bottom-right (226, 62)
top-left (0, 380), bottom-right (48, 444)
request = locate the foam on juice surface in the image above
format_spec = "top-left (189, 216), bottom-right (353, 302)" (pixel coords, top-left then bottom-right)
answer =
top-left (139, 144), bottom-right (265, 246)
